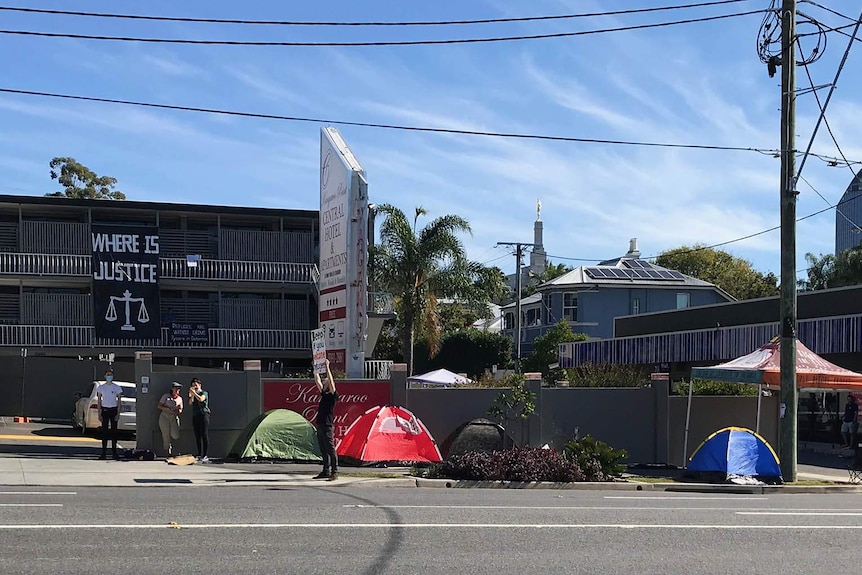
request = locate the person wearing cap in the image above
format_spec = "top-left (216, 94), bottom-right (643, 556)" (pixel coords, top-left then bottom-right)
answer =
top-left (157, 382), bottom-right (184, 456)
top-left (96, 368), bottom-right (122, 460)
top-left (188, 377), bottom-right (211, 462)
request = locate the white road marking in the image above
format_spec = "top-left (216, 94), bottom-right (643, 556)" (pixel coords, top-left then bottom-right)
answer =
top-left (0, 504), bottom-right (63, 507)
top-left (0, 492), bottom-right (76, 496)
top-left (344, 505), bottom-right (862, 512)
top-left (604, 496), bottom-right (769, 500)
top-left (0, 522), bottom-right (860, 530)
top-left (738, 512), bottom-right (862, 516)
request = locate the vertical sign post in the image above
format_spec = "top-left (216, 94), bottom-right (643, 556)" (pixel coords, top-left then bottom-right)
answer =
top-left (319, 127), bottom-right (368, 378)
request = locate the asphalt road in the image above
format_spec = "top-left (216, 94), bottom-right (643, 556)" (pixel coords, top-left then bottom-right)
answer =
top-left (0, 485), bottom-right (860, 575)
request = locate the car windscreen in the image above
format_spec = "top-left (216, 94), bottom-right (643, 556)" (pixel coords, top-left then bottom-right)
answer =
top-left (119, 386), bottom-right (136, 398)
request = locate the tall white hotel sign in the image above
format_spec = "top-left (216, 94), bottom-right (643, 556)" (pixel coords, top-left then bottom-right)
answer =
top-left (318, 127), bottom-right (368, 378)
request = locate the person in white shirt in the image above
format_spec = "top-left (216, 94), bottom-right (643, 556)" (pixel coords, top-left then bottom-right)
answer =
top-left (157, 382), bottom-right (184, 456)
top-left (96, 368), bottom-right (123, 460)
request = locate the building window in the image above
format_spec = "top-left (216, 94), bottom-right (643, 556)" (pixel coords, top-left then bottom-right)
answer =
top-left (525, 308), bottom-right (540, 327)
top-left (504, 312), bottom-right (514, 330)
top-left (631, 297), bottom-right (640, 315)
top-left (563, 292), bottom-right (578, 322)
top-left (676, 292), bottom-right (690, 309)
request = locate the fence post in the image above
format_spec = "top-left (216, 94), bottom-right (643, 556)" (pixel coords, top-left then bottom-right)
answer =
top-left (134, 351), bottom-right (154, 452)
top-left (390, 363), bottom-right (408, 407)
top-left (524, 372), bottom-right (543, 447)
top-left (651, 372), bottom-right (670, 465)
top-left (244, 360), bottom-right (263, 423)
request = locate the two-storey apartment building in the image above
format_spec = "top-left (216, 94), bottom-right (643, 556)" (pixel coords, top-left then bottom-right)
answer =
top-left (0, 194), bottom-right (321, 370)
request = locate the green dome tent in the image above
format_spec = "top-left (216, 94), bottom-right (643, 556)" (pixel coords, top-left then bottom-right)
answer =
top-left (229, 409), bottom-right (322, 462)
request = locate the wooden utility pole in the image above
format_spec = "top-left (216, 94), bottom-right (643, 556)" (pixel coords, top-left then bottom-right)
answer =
top-left (779, 0), bottom-right (798, 482)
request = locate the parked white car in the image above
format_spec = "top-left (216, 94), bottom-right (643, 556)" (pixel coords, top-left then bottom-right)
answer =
top-left (72, 380), bottom-right (136, 435)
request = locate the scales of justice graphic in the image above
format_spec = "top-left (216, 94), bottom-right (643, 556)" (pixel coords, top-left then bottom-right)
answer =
top-left (104, 289), bottom-right (150, 332)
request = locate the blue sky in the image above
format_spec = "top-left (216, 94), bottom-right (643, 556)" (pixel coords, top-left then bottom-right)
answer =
top-left (0, 0), bottom-right (860, 278)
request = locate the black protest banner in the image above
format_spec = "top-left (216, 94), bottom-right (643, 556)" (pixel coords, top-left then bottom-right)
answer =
top-left (91, 224), bottom-right (161, 339)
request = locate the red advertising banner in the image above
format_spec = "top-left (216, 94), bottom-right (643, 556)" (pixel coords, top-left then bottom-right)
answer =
top-left (263, 379), bottom-right (390, 440)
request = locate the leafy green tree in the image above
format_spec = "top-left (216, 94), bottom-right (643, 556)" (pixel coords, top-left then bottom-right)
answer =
top-left (799, 247), bottom-right (862, 290)
top-left (798, 252), bottom-right (836, 291)
top-left (521, 320), bottom-right (588, 378)
top-left (487, 373), bottom-right (536, 447)
top-left (47, 157), bottom-right (126, 200)
top-left (655, 245), bottom-right (778, 300)
top-left (370, 204), bottom-right (507, 374)
top-left (413, 328), bottom-right (512, 377)
top-left (522, 261), bottom-right (572, 297)
top-left (370, 319), bottom-right (403, 362)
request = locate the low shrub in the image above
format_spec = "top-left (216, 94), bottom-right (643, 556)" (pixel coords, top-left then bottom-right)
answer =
top-left (420, 447), bottom-right (603, 482)
top-left (564, 435), bottom-right (627, 479)
top-left (675, 380), bottom-right (758, 396)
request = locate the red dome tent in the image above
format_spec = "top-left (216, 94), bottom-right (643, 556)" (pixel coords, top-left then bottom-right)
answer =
top-left (337, 405), bottom-right (443, 464)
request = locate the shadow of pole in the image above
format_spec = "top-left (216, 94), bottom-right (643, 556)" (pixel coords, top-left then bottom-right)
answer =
top-left (306, 486), bottom-right (404, 575)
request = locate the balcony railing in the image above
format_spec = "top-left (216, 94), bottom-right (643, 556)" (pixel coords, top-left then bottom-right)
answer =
top-left (364, 359), bottom-right (393, 380)
top-left (0, 253), bottom-right (90, 276)
top-left (0, 325), bottom-right (310, 349)
top-left (160, 258), bottom-right (318, 283)
top-left (368, 292), bottom-right (395, 314)
top-left (0, 253), bottom-right (319, 284)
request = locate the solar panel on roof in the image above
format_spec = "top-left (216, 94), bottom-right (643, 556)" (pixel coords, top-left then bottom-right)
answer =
top-left (668, 271), bottom-right (686, 280)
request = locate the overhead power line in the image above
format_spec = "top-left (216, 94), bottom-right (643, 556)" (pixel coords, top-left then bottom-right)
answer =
top-left (0, 0), bottom-right (750, 27)
top-left (795, 7), bottom-right (862, 180)
top-left (544, 186), bottom-right (862, 264)
top-left (0, 10), bottom-right (766, 47)
top-left (0, 86), bottom-right (790, 155)
top-left (0, 88), bottom-right (857, 168)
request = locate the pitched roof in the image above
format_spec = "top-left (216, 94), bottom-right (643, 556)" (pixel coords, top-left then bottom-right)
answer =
top-left (540, 256), bottom-right (731, 298)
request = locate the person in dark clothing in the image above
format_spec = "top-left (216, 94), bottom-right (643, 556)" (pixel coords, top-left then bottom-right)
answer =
top-left (314, 359), bottom-right (339, 481)
top-left (841, 395), bottom-right (859, 449)
top-left (188, 377), bottom-right (211, 462)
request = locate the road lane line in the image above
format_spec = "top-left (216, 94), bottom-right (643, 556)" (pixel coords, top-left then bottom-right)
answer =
top-left (0, 522), bottom-right (860, 530)
top-left (0, 504), bottom-right (63, 507)
top-left (0, 492), bottom-right (76, 495)
top-left (343, 505), bottom-right (862, 512)
top-left (737, 512), bottom-right (862, 516)
top-left (604, 496), bottom-right (769, 500)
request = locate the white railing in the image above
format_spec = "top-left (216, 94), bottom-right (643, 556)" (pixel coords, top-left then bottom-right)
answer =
top-left (210, 328), bottom-right (309, 350)
top-left (0, 253), bottom-right (318, 284)
top-left (0, 325), bottom-right (310, 349)
top-left (160, 258), bottom-right (318, 283)
top-left (0, 253), bottom-right (90, 276)
top-left (364, 359), bottom-right (393, 380)
top-left (368, 292), bottom-right (395, 314)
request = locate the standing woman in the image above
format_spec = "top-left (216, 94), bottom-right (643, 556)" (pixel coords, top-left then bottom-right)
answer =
top-left (189, 377), bottom-right (211, 462)
top-left (157, 382), bottom-right (184, 456)
top-left (314, 359), bottom-right (339, 481)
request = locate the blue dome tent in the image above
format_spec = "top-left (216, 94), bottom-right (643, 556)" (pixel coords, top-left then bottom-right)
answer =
top-left (688, 427), bottom-right (783, 485)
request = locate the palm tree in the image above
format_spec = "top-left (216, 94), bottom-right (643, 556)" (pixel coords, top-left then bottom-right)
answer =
top-left (370, 204), bottom-right (506, 374)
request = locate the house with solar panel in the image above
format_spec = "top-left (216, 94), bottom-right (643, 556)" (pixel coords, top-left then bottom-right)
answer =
top-left (500, 239), bottom-right (734, 356)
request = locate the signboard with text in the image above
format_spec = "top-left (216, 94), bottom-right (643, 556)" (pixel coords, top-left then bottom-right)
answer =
top-left (170, 322), bottom-right (209, 345)
top-left (263, 379), bottom-right (389, 440)
top-left (311, 327), bottom-right (326, 374)
top-left (319, 127), bottom-right (368, 377)
top-left (91, 224), bottom-right (161, 339)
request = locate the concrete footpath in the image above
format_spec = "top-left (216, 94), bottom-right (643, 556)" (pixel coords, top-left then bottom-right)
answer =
top-left (0, 420), bottom-right (859, 491)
